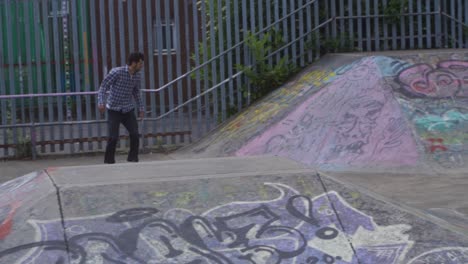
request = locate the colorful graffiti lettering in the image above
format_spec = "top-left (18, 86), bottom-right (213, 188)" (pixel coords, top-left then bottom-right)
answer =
top-left (395, 59), bottom-right (468, 168)
top-left (396, 61), bottom-right (468, 98)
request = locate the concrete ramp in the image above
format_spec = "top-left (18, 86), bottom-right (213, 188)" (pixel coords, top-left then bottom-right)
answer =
top-left (176, 50), bottom-right (468, 171)
top-left (1, 157), bottom-right (468, 263)
top-left (173, 50), bottom-right (468, 236)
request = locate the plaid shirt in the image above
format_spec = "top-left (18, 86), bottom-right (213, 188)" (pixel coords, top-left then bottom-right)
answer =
top-left (98, 65), bottom-right (144, 113)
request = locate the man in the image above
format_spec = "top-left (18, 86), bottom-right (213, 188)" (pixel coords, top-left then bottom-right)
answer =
top-left (98, 52), bottom-right (145, 164)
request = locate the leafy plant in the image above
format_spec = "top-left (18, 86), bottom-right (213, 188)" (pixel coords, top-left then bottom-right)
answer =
top-left (383, 0), bottom-right (409, 25)
top-left (236, 31), bottom-right (296, 102)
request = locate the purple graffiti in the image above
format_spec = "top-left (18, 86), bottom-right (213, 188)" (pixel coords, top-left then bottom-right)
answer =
top-left (408, 247), bottom-right (468, 264)
top-left (236, 58), bottom-right (418, 167)
top-left (1, 183), bottom-right (416, 263)
top-left (396, 60), bottom-right (468, 98)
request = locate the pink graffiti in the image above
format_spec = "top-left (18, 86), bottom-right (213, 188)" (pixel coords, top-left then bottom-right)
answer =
top-left (397, 60), bottom-right (468, 98)
top-left (237, 58), bottom-right (419, 167)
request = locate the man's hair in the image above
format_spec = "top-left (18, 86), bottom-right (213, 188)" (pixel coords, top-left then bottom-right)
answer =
top-left (127, 52), bottom-right (144, 65)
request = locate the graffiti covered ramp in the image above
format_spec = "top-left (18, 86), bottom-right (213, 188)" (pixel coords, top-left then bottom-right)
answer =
top-left (176, 50), bottom-right (468, 171)
top-left (0, 156), bottom-right (467, 263)
top-left (174, 49), bottom-right (468, 238)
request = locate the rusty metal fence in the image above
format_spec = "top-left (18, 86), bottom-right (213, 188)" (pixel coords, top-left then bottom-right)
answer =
top-left (1, 0), bottom-right (467, 159)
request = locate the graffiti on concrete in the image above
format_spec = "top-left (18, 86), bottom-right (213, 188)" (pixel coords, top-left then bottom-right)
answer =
top-left (407, 247), bottom-right (468, 264)
top-left (0, 172), bottom-right (45, 240)
top-left (236, 58), bottom-right (419, 167)
top-left (396, 61), bottom-right (468, 98)
top-left (0, 182), bottom-right (424, 263)
top-left (395, 60), bottom-right (468, 168)
top-left (191, 68), bottom-right (336, 155)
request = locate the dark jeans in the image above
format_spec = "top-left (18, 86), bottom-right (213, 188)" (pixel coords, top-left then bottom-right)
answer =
top-left (104, 109), bottom-right (140, 164)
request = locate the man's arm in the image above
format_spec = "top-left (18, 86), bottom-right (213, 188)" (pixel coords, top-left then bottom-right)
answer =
top-left (132, 79), bottom-right (145, 118)
top-left (98, 69), bottom-right (119, 113)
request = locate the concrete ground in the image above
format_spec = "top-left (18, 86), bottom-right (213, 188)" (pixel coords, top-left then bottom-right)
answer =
top-left (1, 156), bottom-right (467, 264)
top-left (0, 151), bottom-right (174, 184)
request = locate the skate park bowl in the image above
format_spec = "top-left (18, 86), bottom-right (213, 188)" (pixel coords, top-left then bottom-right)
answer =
top-left (1, 50), bottom-right (468, 263)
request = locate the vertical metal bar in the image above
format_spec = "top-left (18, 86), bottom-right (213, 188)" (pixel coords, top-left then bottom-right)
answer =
top-left (409, 0), bottom-right (414, 49)
top-left (314, 0), bottom-right (320, 59)
top-left (136, 0), bottom-right (147, 147)
top-left (217, 0), bottom-right (226, 122)
top-left (374, 0), bottom-right (380, 51)
top-left (234, 0), bottom-right (243, 111)
top-left (451, 0), bottom-right (456, 48)
top-left (245, 0), bottom-right (252, 105)
top-left (434, 0), bottom-right (442, 48)
top-left (400, 0), bottom-right (406, 50)
top-left (0, 2), bottom-right (7, 156)
top-left (365, 0), bottom-right (371, 51)
top-left (357, 0), bottom-right (363, 50)
top-left (183, 0), bottom-right (193, 142)
top-left (442, 0), bottom-right (448, 47)
top-left (426, 0), bottom-right (432, 48)
top-left (90, 0), bottom-right (101, 150)
top-left (348, 0), bottom-right (354, 51)
top-left (200, 0), bottom-right (211, 132)
top-left (383, 0), bottom-right (389, 50)
top-left (417, 0), bottom-right (423, 48)
top-left (250, 0), bottom-right (256, 33)
top-left (324, 0), bottom-right (330, 39)
top-left (98, 0), bottom-right (107, 149)
top-left (298, 0), bottom-right (305, 66)
top-left (465, 0), bottom-right (468, 48)
top-left (282, 0), bottom-right (288, 59)
top-left (164, 0), bottom-right (175, 143)
top-left (127, 0), bottom-right (135, 52)
top-left (391, 21), bottom-right (397, 49)
top-left (339, 0), bottom-right (345, 48)
top-left (457, 0), bottom-right (463, 48)
top-left (290, 0), bottom-right (297, 63)
top-left (152, 0), bottom-right (162, 144)
top-left (117, 0), bottom-right (127, 148)
top-left (15, 2), bottom-right (27, 146)
top-left (5, 0), bottom-right (17, 154)
top-left (72, 0), bottom-right (83, 153)
top-left (258, 0), bottom-right (264, 32)
top-left (23, 0), bottom-right (35, 156)
top-left (155, 0), bottom-right (165, 144)
top-left (174, 0), bottom-right (184, 142)
top-left (118, 0), bottom-right (125, 66)
top-left (79, 0), bottom-right (91, 151)
top-left (266, 0), bottom-right (273, 65)
top-left (109, 0), bottom-right (117, 68)
top-left (226, 0), bottom-right (235, 112)
top-left (52, 0), bottom-right (65, 151)
top-left (192, 0), bottom-right (202, 138)
top-left (331, 0), bottom-right (337, 40)
top-left (209, 0), bottom-right (218, 124)
top-left (306, 0), bottom-right (313, 62)
top-left (30, 124), bottom-right (37, 160)
top-left (41, 0), bottom-right (55, 153)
